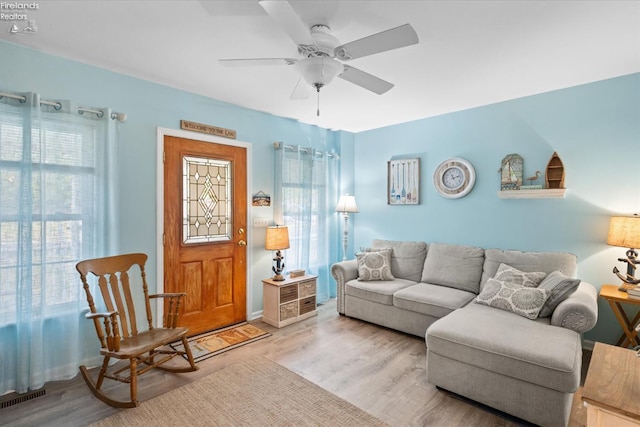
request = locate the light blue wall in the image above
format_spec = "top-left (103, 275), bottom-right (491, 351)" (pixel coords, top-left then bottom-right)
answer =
top-left (0, 40), bottom-right (351, 315)
top-left (2, 39), bottom-right (639, 344)
top-left (353, 73), bottom-right (640, 344)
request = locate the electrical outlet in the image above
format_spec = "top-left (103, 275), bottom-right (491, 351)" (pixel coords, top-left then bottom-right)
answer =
top-left (253, 217), bottom-right (270, 228)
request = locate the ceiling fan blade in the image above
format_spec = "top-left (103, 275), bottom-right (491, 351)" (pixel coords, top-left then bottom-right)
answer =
top-left (259, 0), bottom-right (316, 47)
top-left (339, 65), bottom-right (394, 95)
top-left (219, 58), bottom-right (297, 67)
top-left (290, 77), bottom-right (311, 100)
top-left (334, 24), bottom-right (419, 61)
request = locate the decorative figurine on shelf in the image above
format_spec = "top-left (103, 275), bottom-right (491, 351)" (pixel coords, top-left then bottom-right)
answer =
top-left (521, 170), bottom-right (543, 190)
top-left (545, 152), bottom-right (565, 189)
top-left (526, 171), bottom-right (541, 185)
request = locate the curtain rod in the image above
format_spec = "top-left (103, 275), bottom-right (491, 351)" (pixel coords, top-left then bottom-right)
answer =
top-left (272, 141), bottom-right (338, 158)
top-left (0, 92), bottom-right (127, 122)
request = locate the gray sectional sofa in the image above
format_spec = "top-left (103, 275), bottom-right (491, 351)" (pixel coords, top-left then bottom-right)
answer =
top-left (330, 239), bottom-right (598, 427)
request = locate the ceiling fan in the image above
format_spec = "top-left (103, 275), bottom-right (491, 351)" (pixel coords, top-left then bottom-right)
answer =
top-left (219, 0), bottom-right (419, 115)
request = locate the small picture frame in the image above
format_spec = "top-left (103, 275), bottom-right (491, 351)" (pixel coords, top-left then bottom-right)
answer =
top-left (252, 191), bottom-right (271, 206)
top-left (500, 154), bottom-right (523, 190)
top-left (388, 158), bottom-right (420, 205)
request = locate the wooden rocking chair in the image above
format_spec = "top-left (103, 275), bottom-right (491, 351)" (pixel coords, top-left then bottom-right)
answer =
top-left (76, 253), bottom-right (198, 408)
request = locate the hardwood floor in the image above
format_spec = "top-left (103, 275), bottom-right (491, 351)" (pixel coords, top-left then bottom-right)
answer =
top-left (1, 299), bottom-right (589, 427)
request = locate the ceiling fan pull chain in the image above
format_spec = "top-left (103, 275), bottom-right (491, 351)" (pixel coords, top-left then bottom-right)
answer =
top-left (313, 83), bottom-right (322, 116)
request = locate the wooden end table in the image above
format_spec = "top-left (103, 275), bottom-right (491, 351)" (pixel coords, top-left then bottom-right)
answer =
top-left (582, 342), bottom-right (640, 426)
top-left (599, 284), bottom-right (640, 348)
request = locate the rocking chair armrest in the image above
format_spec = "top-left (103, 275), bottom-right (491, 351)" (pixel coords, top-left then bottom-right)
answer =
top-left (85, 311), bottom-right (122, 352)
top-left (149, 293), bottom-right (187, 328)
top-left (85, 310), bottom-right (119, 320)
top-left (149, 292), bottom-right (187, 299)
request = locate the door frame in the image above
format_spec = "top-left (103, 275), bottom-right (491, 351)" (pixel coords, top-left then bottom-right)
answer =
top-left (155, 127), bottom-right (253, 327)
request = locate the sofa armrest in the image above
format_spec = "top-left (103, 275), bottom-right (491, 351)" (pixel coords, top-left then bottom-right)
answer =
top-left (331, 260), bottom-right (358, 314)
top-left (550, 282), bottom-right (598, 333)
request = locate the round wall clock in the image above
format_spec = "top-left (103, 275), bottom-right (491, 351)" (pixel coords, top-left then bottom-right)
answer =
top-left (433, 157), bottom-right (476, 199)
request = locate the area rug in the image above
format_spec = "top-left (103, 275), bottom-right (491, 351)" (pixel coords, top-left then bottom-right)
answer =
top-left (90, 356), bottom-right (388, 426)
top-left (171, 322), bottom-right (271, 363)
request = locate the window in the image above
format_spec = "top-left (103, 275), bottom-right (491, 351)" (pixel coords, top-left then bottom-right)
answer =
top-left (0, 114), bottom-right (97, 323)
top-left (0, 92), bottom-right (117, 395)
top-left (279, 154), bottom-right (328, 270)
top-left (274, 144), bottom-right (338, 303)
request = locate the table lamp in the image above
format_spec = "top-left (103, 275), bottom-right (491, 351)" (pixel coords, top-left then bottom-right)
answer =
top-left (335, 194), bottom-right (359, 261)
top-left (265, 225), bottom-right (290, 281)
top-left (607, 215), bottom-right (640, 291)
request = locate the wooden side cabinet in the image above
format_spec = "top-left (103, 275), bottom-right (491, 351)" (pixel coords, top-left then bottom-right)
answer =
top-left (262, 275), bottom-right (317, 328)
top-left (582, 342), bottom-right (640, 426)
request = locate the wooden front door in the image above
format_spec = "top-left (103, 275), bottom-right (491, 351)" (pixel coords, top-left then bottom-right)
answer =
top-left (163, 135), bottom-right (247, 336)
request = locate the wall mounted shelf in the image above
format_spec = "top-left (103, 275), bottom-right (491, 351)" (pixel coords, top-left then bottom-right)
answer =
top-left (497, 189), bottom-right (566, 199)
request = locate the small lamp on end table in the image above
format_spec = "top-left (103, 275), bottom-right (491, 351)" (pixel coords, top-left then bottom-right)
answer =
top-left (607, 214), bottom-right (640, 291)
top-left (265, 225), bottom-right (290, 281)
top-left (335, 194), bottom-right (359, 261)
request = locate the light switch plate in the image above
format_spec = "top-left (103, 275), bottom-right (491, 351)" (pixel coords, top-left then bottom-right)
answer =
top-left (253, 217), bottom-right (270, 228)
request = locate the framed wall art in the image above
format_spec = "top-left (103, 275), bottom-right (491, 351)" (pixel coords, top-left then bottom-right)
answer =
top-left (388, 158), bottom-right (420, 205)
top-left (500, 154), bottom-right (523, 190)
top-left (252, 191), bottom-right (271, 206)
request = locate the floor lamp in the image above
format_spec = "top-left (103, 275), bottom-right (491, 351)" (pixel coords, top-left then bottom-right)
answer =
top-left (335, 195), bottom-right (359, 261)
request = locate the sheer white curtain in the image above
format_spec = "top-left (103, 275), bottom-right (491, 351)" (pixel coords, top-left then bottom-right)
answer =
top-left (0, 91), bottom-right (119, 394)
top-left (274, 143), bottom-right (338, 303)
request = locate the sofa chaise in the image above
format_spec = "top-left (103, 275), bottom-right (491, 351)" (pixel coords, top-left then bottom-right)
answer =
top-left (330, 239), bottom-right (598, 427)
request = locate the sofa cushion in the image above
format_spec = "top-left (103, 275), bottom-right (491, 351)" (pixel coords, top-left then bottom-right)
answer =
top-left (421, 243), bottom-right (484, 293)
top-left (371, 240), bottom-right (427, 282)
top-left (345, 278), bottom-right (415, 306)
top-left (394, 283), bottom-right (476, 318)
top-left (475, 278), bottom-right (550, 319)
top-left (537, 271), bottom-right (581, 318)
top-left (481, 249), bottom-right (577, 288)
top-left (356, 249), bottom-right (394, 281)
top-left (426, 302), bottom-right (582, 393)
top-left (494, 263), bottom-right (546, 287)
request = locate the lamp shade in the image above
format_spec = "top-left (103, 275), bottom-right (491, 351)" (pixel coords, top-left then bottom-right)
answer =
top-left (265, 226), bottom-right (290, 251)
top-left (607, 216), bottom-right (640, 249)
top-left (335, 195), bottom-right (359, 213)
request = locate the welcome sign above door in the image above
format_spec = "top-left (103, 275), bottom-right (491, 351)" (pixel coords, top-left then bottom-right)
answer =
top-left (181, 120), bottom-right (236, 139)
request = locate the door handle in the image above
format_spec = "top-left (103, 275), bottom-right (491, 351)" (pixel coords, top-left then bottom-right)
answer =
top-left (238, 240), bottom-right (247, 247)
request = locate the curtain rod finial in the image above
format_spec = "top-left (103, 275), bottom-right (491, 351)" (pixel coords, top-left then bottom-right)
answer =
top-left (111, 112), bottom-right (127, 122)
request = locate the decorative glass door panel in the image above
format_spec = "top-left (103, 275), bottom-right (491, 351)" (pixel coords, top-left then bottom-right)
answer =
top-left (182, 155), bottom-right (232, 244)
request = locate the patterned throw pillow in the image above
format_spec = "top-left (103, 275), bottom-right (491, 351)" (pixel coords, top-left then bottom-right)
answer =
top-left (356, 249), bottom-right (394, 281)
top-left (536, 271), bottom-right (581, 317)
top-left (475, 278), bottom-right (550, 319)
top-left (494, 263), bottom-right (547, 287)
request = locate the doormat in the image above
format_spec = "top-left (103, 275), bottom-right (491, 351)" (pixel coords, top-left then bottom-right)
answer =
top-left (171, 322), bottom-right (271, 363)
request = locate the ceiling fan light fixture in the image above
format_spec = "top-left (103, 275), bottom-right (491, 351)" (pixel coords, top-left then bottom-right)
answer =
top-left (296, 56), bottom-right (344, 88)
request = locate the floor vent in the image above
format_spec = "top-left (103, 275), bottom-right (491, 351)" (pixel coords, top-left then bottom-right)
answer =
top-left (0, 389), bottom-right (46, 408)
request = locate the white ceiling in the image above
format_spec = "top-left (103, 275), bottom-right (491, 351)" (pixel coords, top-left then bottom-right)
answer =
top-left (2, 1), bottom-right (639, 132)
